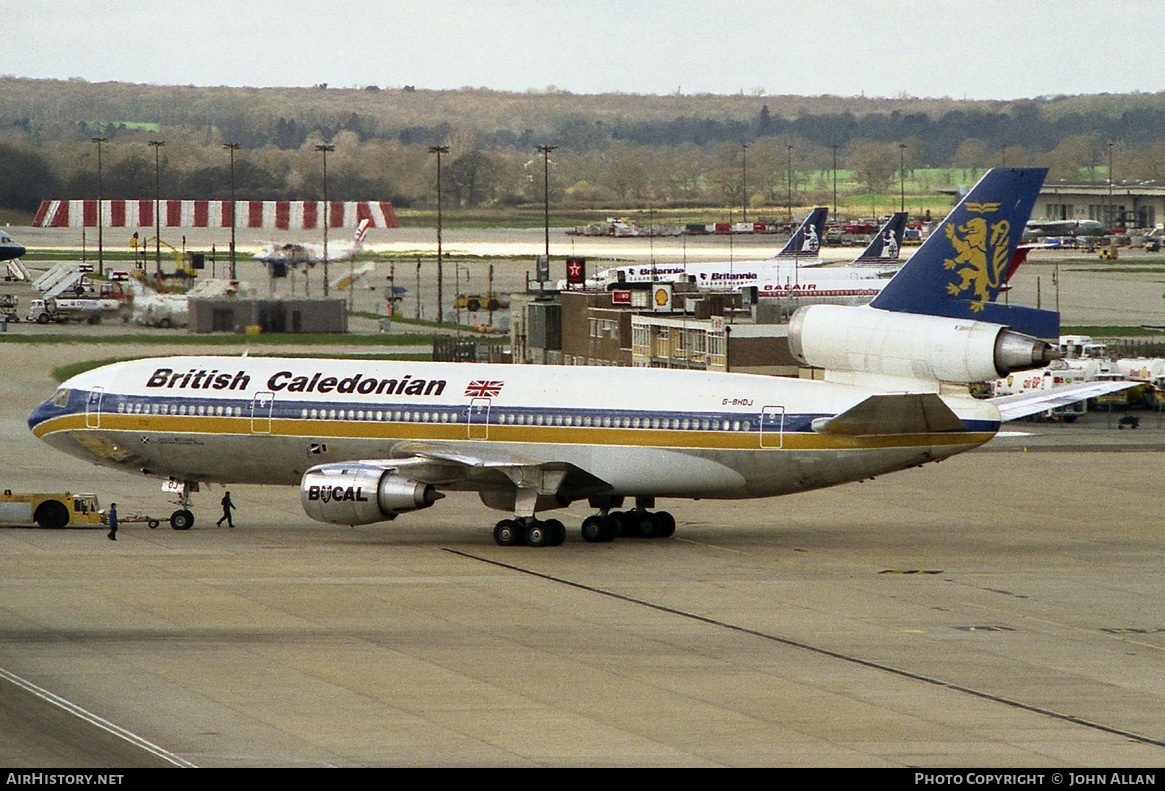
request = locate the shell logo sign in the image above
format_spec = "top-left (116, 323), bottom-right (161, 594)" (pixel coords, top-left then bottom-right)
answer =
top-left (653, 284), bottom-right (673, 312)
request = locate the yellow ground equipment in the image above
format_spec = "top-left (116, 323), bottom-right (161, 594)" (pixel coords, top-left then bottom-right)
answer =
top-left (0, 490), bottom-right (106, 528)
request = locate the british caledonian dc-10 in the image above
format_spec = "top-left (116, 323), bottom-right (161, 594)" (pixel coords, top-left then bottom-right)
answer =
top-left (29, 169), bottom-right (1133, 546)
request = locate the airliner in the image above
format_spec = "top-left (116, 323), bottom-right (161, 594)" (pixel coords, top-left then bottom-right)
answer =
top-left (569, 211), bottom-right (907, 303)
top-left (1024, 218), bottom-right (1108, 239)
top-left (28, 169), bottom-right (1131, 546)
top-left (252, 219), bottom-right (371, 268)
top-left (0, 229), bottom-right (27, 262)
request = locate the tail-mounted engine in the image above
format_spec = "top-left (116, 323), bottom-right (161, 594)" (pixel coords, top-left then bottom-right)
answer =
top-left (788, 305), bottom-right (1058, 384)
top-left (301, 462), bottom-right (444, 525)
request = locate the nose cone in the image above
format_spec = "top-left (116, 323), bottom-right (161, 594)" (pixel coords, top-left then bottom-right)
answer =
top-left (28, 391), bottom-right (70, 436)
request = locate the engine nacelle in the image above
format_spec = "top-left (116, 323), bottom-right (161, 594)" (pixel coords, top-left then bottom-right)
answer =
top-left (300, 463), bottom-right (443, 525)
top-left (788, 305), bottom-right (1058, 384)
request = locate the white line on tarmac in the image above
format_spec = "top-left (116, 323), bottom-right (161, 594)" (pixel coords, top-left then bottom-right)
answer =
top-left (0, 666), bottom-right (197, 768)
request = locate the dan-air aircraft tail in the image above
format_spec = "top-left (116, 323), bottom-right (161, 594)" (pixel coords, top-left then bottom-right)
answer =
top-left (30, 168), bottom-right (1127, 546)
top-left (253, 218), bottom-right (371, 267)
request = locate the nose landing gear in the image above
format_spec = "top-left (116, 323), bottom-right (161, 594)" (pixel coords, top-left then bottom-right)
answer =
top-left (166, 479), bottom-right (198, 531)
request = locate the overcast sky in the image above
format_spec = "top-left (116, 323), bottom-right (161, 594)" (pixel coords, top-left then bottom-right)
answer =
top-left (2, 0), bottom-right (1163, 100)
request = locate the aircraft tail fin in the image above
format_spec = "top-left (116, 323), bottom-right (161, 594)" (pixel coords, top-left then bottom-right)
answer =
top-left (868, 168), bottom-right (1058, 339)
top-left (775, 207), bottom-right (827, 259)
top-left (853, 212), bottom-right (907, 265)
top-left (353, 219), bottom-right (371, 251)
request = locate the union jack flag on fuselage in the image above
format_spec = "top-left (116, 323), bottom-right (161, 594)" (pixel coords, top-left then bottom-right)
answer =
top-left (465, 380), bottom-right (504, 398)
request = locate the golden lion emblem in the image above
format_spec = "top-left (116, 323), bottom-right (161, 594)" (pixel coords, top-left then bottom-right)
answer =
top-left (942, 211), bottom-right (1011, 312)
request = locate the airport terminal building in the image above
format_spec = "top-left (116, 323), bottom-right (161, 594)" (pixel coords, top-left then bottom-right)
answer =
top-left (1037, 183), bottom-right (1165, 229)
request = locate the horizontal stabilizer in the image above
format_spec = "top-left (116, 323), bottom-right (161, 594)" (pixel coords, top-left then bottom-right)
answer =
top-left (815, 393), bottom-right (966, 436)
top-left (991, 380), bottom-right (1139, 422)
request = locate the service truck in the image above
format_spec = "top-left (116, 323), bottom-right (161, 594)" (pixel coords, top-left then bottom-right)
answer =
top-left (0, 491), bottom-right (105, 528)
top-left (26, 295), bottom-right (125, 324)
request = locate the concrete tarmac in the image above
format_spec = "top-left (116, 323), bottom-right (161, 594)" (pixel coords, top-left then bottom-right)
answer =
top-left (1, 342), bottom-right (1164, 767)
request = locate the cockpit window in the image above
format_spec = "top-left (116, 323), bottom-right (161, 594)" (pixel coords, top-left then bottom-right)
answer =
top-left (50, 389), bottom-right (70, 407)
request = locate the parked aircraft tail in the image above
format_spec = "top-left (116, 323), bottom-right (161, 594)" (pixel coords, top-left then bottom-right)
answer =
top-left (352, 219), bottom-right (371, 251)
top-left (774, 207), bottom-right (828, 259)
top-left (853, 211), bottom-right (907, 265)
top-left (868, 168), bottom-right (1057, 339)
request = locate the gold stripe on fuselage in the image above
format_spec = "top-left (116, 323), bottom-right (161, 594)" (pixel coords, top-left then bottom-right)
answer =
top-left (33, 412), bottom-right (996, 452)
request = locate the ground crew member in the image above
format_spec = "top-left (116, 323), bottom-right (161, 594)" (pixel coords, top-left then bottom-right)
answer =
top-left (107, 502), bottom-right (118, 541)
top-left (217, 491), bottom-right (236, 528)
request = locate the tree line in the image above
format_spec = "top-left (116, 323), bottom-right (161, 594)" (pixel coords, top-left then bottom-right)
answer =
top-left (3, 77), bottom-right (1165, 216)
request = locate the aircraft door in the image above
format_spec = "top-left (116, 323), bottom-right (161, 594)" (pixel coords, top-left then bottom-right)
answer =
top-left (468, 398), bottom-right (490, 440)
top-left (85, 387), bottom-right (104, 429)
top-left (250, 391), bottom-right (274, 434)
top-left (760, 405), bottom-right (785, 448)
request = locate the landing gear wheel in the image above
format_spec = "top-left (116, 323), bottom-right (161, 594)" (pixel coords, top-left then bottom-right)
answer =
top-left (494, 519), bottom-right (523, 546)
top-left (608, 510), bottom-right (635, 537)
top-left (635, 511), bottom-right (659, 538)
top-left (525, 520), bottom-right (551, 547)
top-left (544, 518), bottom-right (566, 546)
top-left (581, 515), bottom-right (613, 543)
top-left (169, 509), bottom-right (194, 531)
top-left (655, 511), bottom-right (676, 538)
top-left (33, 500), bottom-right (69, 529)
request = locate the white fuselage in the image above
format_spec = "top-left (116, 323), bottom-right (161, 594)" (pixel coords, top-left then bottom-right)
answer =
top-left (30, 357), bottom-right (1000, 502)
top-left (573, 258), bottom-right (897, 299)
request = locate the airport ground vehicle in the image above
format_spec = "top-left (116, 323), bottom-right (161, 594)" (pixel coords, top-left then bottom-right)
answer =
top-left (26, 296), bottom-right (125, 324)
top-left (455, 292), bottom-right (508, 312)
top-left (1, 294), bottom-right (18, 322)
top-left (0, 490), bottom-right (106, 528)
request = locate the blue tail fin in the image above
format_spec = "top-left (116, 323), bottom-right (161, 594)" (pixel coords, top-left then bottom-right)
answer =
top-left (868, 168), bottom-right (1058, 339)
top-left (775, 207), bottom-right (828, 258)
top-left (854, 211), bottom-right (907, 264)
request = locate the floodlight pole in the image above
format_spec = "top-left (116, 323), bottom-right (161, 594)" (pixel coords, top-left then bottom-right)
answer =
top-left (899, 143), bottom-right (907, 213)
top-left (92, 137), bottom-right (106, 277)
top-left (316, 144), bottom-right (335, 297)
top-left (429, 145), bottom-right (449, 324)
top-left (224, 143), bottom-right (240, 281)
top-left (741, 142), bottom-right (748, 225)
top-left (149, 140), bottom-right (165, 275)
top-left (537, 145), bottom-right (556, 264)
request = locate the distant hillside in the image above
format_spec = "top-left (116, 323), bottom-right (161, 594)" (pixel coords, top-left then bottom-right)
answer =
top-left (2, 77), bottom-right (1164, 213)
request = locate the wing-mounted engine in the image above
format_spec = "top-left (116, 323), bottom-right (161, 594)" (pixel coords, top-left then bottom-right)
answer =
top-left (788, 304), bottom-right (1059, 385)
top-left (301, 462), bottom-right (443, 525)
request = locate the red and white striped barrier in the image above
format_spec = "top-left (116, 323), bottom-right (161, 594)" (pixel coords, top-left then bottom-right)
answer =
top-left (32, 200), bottom-right (399, 229)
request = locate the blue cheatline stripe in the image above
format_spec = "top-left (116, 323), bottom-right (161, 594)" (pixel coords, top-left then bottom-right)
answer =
top-left (33, 407), bottom-right (999, 453)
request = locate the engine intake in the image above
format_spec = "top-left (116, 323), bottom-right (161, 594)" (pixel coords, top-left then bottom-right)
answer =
top-left (788, 305), bottom-right (1058, 383)
top-left (301, 463), bottom-right (443, 525)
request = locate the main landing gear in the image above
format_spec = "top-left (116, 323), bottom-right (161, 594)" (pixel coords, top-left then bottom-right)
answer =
top-left (493, 517), bottom-right (567, 547)
top-left (491, 508), bottom-right (676, 547)
top-left (580, 509), bottom-right (676, 543)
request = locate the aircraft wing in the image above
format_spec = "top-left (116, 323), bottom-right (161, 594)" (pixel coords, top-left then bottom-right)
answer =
top-left (385, 444), bottom-right (615, 498)
top-left (990, 380), bottom-right (1139, 422)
